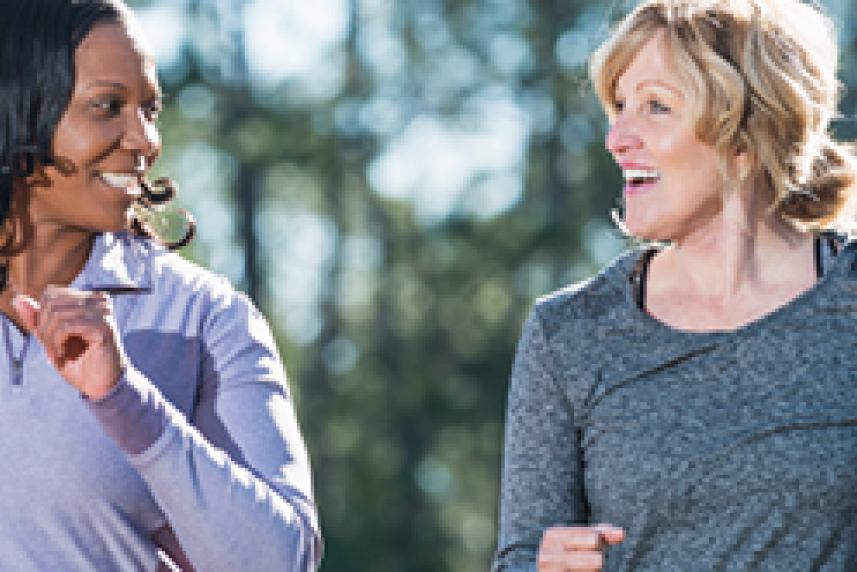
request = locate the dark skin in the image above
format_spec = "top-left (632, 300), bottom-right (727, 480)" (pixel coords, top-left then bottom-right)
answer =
top-left (5, 16), bottom-right (152, 397)
top-left (4, 19), bottom-right (194, 572)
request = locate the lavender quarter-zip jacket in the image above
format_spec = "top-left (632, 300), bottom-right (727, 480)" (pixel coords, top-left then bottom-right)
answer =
top-left (0, 232), bottom-right (321, 571)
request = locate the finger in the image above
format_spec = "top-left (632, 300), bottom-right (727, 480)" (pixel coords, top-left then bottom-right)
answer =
top-left (37, 287), bottom-right (64, 359)
top-left (41, 304), bottom-right (108, 365)
top-left (59, 308), bottom-right (111, 362)
top-left (593, 524), bottom-right (625, 545)
top-left (36, 297), bottom-right (68, 365)
top-left (41, 286), bottom-right (108, 310)
top-left (542, 527), bottom-right (604, 553)
top-left (538, 551), bottom-right (604, 571)
top-left (47, 299), bottom-right (105, 313)
top-left (38, 289), bottom-right (109, 362)
top-left (52, 315), bottom-right (107, 368)
top-left (11, 295), bottom-right (40, 333)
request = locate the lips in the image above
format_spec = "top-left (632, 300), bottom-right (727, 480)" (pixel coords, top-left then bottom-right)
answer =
top-left (622, 167), bottom-right (660, 195)
top-left (97, 172), bottom-right (142, 197)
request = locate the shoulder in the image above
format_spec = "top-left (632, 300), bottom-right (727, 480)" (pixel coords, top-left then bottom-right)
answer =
top-left (530, 247), bottom-right (643, 339)
top-left (836, 233), bottom-right (857, 269)
top-left (820, 232), bottom-right (857, 288)
top-left (111, 232), bottom-right (255, 318)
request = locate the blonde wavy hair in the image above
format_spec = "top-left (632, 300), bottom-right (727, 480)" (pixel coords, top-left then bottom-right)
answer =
top-left (590, 0), bottom-right (857, 230)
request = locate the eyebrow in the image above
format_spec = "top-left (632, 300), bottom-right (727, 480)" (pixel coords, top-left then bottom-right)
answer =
top-left (80, 80), bottom-right (162, 98)
top-left (80, 80), bottom-right (127, 92)
top-left (615, 79), bottom-right (684, 99)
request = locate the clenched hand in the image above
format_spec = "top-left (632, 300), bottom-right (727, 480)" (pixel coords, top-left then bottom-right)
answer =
top-left (13, 285), bottom-right (126, 400)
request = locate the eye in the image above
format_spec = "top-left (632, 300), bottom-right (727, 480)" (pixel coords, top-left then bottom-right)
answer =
top-left (613, 100), bottom-right (625, 113)
top-left (92, 96), bottom-right (122, 116)
top-left (647, 99), bottom-right (671, 114)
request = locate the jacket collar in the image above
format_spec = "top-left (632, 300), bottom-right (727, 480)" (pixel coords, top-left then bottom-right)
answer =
top-left (73, 232), bottom-right (153, 292)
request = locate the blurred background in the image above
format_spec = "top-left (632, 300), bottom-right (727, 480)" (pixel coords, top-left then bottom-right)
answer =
top-left (125, 0), bottom-right (857, 569)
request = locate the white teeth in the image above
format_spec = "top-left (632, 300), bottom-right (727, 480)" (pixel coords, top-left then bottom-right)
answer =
top-left (99, 173), bottom-right (138, 188)
top-left (623, 168), bottom-right (661, 182)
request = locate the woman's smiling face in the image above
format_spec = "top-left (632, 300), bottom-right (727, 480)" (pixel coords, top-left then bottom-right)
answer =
top-left (606, 29), bottom-right (726, 242)
top-left (26, 18), bottom-right (162, 235)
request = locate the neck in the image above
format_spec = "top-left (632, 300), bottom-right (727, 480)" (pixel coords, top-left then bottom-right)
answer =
top-left (3, 226), bottom-right (96, 301)
top-left (668, 220), bottom-right (810, 298)
top-left (654, 177), bottom-right (814, 304)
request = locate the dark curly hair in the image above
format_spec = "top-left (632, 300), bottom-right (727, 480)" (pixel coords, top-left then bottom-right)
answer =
top-left (0, 0), bottom-right (194, 290)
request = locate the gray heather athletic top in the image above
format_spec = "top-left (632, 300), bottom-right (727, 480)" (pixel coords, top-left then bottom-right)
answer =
top-left (0, 232), bottom-right (320, 571)
top-left (494, 236), bottom-right (857, 571)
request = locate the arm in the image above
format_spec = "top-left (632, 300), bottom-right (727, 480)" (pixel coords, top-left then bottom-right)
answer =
top-left (93, 294), bottom-right (321, 572)
top-left (14, 289), bottom-right (321, 571)
top-left (493, 309), bottom-right (588, 571)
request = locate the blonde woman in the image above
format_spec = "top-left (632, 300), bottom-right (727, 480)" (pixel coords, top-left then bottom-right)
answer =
top-left (494, 0), bottom-right (857, 570)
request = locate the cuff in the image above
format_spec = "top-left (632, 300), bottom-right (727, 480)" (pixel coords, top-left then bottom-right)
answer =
top-left (85, 365), bottom-right (170, 455)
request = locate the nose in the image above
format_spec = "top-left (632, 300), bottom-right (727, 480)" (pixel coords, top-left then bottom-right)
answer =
top-left (121, 107), bottom-right (160, 164)
top-left (605, 114), bottom-right (641, 158)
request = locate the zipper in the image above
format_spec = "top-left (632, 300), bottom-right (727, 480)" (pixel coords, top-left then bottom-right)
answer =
top-left (3, 318), bottom-right (30, 387)
top-left (11, 349), bottom-right (27, 386)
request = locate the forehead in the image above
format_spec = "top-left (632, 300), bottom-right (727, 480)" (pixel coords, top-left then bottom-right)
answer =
top-left (614, 29), bottom-right (683, 96)
top-left (73, 20), bottom-right (158, 88)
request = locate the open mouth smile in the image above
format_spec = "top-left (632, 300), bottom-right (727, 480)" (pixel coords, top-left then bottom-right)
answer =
top-left (97, 172), bottom-right (142, 197)
top-left (623, 168), bottom-right (661, 195)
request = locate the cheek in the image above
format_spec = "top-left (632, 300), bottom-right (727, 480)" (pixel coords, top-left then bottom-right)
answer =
top-left (52, 120), bottom-right (118, 168)
top-left (649, 128), bottom-right (693, 165)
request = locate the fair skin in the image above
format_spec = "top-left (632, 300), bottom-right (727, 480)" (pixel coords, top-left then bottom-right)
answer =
top-left (538, 525), bottom-right (625, 572)
top-left (538, 29), bottom-right (817, 570)
top-left (3, 18), bottom-right (193, 572)
top-left (608, 29), bottom-right (815, 332)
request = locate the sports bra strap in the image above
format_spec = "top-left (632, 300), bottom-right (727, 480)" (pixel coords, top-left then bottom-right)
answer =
top-left (631, 232), bottom-right (843, 312)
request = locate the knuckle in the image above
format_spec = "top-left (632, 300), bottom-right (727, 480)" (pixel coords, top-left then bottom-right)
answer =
top-left (536, 554), bottom-right (560, 570)
top-left (569, 528), bottom-right (595, 542)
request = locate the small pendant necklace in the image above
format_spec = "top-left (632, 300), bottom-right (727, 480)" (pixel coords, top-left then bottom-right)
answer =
top-left (2, 316), bottom-right (30, 387)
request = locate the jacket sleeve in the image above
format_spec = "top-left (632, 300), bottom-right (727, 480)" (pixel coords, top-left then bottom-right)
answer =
top-left (86, 290), bottom-right (321, 572)
top-left (492, 307), bottom-right (587, 572)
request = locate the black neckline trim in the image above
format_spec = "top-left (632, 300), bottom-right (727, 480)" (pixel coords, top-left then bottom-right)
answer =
top-left (632, 233), bottom-right (842, 312)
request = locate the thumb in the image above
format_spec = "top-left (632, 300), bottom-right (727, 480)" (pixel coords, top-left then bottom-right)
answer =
top-left (12, 295), bottom-right (40, 333)
top-left (594, 524), bottom-right (625, 545)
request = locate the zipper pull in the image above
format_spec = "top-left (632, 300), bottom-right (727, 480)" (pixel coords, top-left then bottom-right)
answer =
top-left (12, 358), bottom-right (22, 384)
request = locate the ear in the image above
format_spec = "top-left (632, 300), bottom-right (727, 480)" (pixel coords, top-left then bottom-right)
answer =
top-left (735, 148), bottom-right (748, 173)
top-left (732, 140), bottom-right (758, 182)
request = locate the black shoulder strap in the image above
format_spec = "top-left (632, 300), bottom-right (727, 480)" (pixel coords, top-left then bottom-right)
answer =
top-left (814, 233), bottom-right (825, 279)
top-left (631, 248), bottom-right (658, 312)
top-left (632, 233), bottom-right (841, 312)
top-left (816, 230), bottom-right (845, 278)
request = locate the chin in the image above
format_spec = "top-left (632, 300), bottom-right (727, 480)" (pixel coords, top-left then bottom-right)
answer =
top-left (96, 217), bottom-right (133, 235)
top-left (622, 209), bottom-right (685, 242)
top-left (621, 216), bottom-right (660, 241)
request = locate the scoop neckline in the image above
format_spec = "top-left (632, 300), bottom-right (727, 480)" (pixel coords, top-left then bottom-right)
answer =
top-left (620, 238), bottom-right (848, 339)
